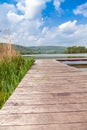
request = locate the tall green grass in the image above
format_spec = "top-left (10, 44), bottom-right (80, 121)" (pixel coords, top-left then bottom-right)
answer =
top-left (0, 56), bottom-right (34, 108)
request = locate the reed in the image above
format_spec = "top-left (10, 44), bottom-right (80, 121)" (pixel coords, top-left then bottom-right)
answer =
top-left (0, 43), bottom-right (34, 108)
top-left (0, 43), bottom-right (18, 60)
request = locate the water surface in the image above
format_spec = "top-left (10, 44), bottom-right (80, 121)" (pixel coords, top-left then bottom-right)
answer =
top-left (63, 61), bottom-right (87, 72)
top-left (23, 53), bottom-right (87, 59)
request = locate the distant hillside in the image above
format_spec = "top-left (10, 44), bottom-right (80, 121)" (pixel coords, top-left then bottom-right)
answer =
top-left (15, 45), bottom-right (66, 54)
top-left (0, 43), bottom-right (66, 54)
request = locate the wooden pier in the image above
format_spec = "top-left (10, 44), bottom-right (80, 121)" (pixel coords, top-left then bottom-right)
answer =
top-left (0, 59), bottom-right (87, 130)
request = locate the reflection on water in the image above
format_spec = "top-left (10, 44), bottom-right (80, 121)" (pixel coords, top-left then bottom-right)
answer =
top-left (63, 61), bottom-right (87, 72)
top-left (63, 61), bottom-right (87, 65)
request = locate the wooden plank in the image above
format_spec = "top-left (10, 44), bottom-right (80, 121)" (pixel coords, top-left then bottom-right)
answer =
top-left (5, 96), bottom-right (87, 106)
top-left (8, 92), bottom-right (87, 101)
top-left (0, 123), bottom-right (87, 130)
top-left (1, 103), bottom-right (87, 115)
top-left (14, 85), bottom-right (87, 94)
top-left (0, 112), bottom-right (87, 126)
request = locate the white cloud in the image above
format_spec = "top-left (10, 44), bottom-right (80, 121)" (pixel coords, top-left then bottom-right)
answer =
top-left (7, 11), bottom-right (24, 23)
top-left (59, 20), bottom-right (77, 30)
top-left (0, 1), bottom-right (87, 47)
top-left (24, 0), bottom-right (50, 19)
top-left (58, 20), bottom-right (77, 34)
top-left (53, 0), bottom-right (64, 13)
top-left (7, 0), bottom-right (51, 23)
top-left (33, 20), bottom-right (87, 46)
top-left (7, 0), bottom-right (64, 23)
top-left (16, 2), bottom-right (25, 13)
top-left (73, 2), bottom-right (87, 17)
top-left (0, 3), bottom-right (15, 27)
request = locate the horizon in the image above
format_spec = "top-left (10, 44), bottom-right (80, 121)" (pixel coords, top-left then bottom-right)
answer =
top-left (1, 42), bottom-right (87, 48)
top-left (0, 0), bottom-right (87, 46)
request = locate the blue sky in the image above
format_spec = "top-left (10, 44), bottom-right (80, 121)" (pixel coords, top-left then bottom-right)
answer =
top-left (42, 0), bottom-right (87, 26)
top-left (0, 0), bottom-right (87, 46)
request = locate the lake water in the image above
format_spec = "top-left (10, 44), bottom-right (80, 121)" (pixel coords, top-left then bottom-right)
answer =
top-left (23, 53), bottom-right (87, 59)
top-left (63, 61), bottom-right (87, 72)
top-left (63, 61), bottom-right (87, 65)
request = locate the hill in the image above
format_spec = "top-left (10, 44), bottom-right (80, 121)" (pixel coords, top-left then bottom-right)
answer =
top-left (0, 43), bottom-right (66, 54)
top-left (15, 45), bottom-right (66, 54)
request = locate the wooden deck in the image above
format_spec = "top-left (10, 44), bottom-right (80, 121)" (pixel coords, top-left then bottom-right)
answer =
top-left (0, 59), bottom-right (87, 130)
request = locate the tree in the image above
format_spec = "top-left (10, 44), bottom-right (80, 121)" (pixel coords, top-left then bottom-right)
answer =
top-left (64, 46), bottom-right (87, 54)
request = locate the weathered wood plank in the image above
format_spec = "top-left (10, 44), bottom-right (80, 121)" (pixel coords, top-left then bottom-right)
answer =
top-left (1, 103), bottom-right (87, 115)
top-left (10, 92), bottom-right (87, 99)
top-left (0, 112), bottom-right (87, 126)
top-left (0, 123), bottom-right (87, 130)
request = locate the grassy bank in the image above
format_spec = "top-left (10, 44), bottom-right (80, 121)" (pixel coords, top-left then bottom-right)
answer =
top-left (0, 55), bottom-right (34, 108)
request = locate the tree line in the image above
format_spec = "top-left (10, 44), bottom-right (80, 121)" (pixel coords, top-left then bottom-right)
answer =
top-left (64, 46), bottom-right (87, 53)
